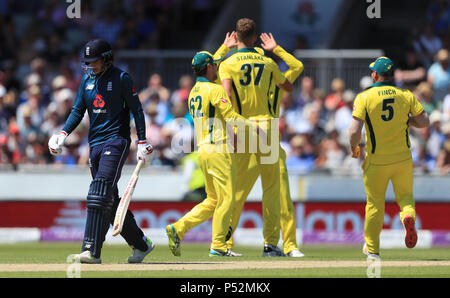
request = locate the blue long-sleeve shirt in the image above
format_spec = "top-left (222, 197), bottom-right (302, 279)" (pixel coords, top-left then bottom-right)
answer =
top-left (62, 66), bottom-right (146, 147)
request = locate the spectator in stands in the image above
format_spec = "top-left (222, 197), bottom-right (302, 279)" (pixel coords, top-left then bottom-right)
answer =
top-left (155, 126), bottom-right (179, 167)
top-left (91, 9), bottom-right (123, 45)
top-left (286, 134), bottom-right (316, 173)
top-left (285, 103), bottom-right (310, 135)
top-left (279, 90), bottom-right (293, 117)
top-left (293, 76), bottom-right (314, 108)
top-left (334, 89), bottom-right (355, 145)
top-left (427, 110), bottom-right (446, 159)
top-left (162, 102), bottom-right (193, 161)
top-left (414, 81), bottom-right (436, 115)
top-left (427, 49), bottom-right (450, 104)
top-left (0, 85), bottom-right (8, 132)
top-left (54, 88), bottom-right (75, 120)
top-left (170, 74), bottom-right (193, 105)
top-left (325, 78), bottom-right (345, 112)
top-left (141, 73), bottom-right (171, 103)
top-left (442, 93), bottom-right (450, 122)
top-left (435, 124), bottom-right (450, 175)
top-left (7, 120), bottom-right (23, 166)
top-left (316, 129), bottom-right (346, 174)
top-left (427, 0), bottom-right (450, 36)
top-left (50, 75), bottom-right (67, 102)
top-left (40, 102), bottom-right (61, 137)
top-left (59, 64), bottom-right (80, 92)
top-left (134, 2), bottom-right (159, 48)
top-left (29, 58), bottom-right (51, 100)
top-left (16, 85), bottom-right (45, 132)
top-left (304, 88), bottom-right (331, 127)
top-left (19, 104), bottom-right (39, 140)
top-left (414, 22), bottom-right (443, 67)
top-left (302, 104), bottom-right (326, 147)
top-left (139, 73), bottom-right (171, 125)
top-left (144, 102), bottom-right (162, 146)
top-left (414, 143), bottom-right (436, 174)
top-left (0, 134), bottom-right (13, 166)
top-left (394, 47), bottom-right (427, 89)
top-left (359, 76), bottom-right (372, 91)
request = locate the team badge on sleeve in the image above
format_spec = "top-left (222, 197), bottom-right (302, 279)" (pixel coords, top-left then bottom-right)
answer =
top-left (220, 98), bottom-right (228, 103)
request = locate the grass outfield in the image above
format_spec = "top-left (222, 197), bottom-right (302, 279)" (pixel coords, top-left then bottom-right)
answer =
top-left (0, 242), bottom-right (449, 278)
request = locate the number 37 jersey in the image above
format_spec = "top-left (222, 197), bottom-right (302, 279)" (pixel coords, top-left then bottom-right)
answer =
top-left (352, 81), bottom-right (424, 164)
top-left (218, 47), bottom-right (287, 119)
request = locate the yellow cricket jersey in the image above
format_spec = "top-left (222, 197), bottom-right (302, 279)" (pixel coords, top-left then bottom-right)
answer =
top-left (352, 81), bottom-right (424, 164)
top-left (218, 47), bottom-right (288, 119)
top-left (188, 77), bottom-right (250, 149)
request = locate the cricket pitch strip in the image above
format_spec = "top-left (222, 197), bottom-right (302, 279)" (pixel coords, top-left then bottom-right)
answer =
top-left (1, 260), bottom-right (450, 272)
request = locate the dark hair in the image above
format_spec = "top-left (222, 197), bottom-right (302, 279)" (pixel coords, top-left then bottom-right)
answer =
top-left (381, 70), bottom-right (394, 80)
top-left (193, 66), bottom-right (207, 77)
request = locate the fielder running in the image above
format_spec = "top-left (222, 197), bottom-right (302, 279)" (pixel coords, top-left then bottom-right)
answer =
top-left (219, 18), bottom-right (294, 256)
top-left (348, 56), bottom-right (430, 260)
top-left (48, 39), bottom-right (155, 264)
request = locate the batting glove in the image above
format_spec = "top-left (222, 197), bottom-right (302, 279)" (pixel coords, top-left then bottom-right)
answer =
top-left (137, 140), bottom-right (154, 168)
top-left (48, 131), bottom-right (67, 156)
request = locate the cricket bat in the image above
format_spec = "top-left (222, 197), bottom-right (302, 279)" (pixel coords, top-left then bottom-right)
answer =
top-left (112, 159), bottom-right (144, 236)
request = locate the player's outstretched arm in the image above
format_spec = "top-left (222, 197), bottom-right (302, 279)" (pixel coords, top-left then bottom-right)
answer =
top-left (49, 78), bottom-right (87, 156)
top-left (260, 33), bottom-right (294, 92)
top-left (261, 33), bottom-right (304, 83)
top-left (214, 31), bottom-right (238, 60)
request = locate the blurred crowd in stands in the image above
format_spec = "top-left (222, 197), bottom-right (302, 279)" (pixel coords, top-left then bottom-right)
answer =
top-left (0, 0), bottom-right (449, 176)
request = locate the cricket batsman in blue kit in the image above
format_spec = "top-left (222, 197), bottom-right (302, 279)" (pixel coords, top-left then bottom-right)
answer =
top-left (48, 39), bottom-right (155, 264)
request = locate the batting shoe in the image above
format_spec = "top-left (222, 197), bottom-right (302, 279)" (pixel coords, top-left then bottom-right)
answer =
top-left (403, 215), bottom-right (418, 249)
top-left (166, 224), bottom-right (181, 256)
top-left (262, 244), bottom-right (286, 257)
top-left (128, 236), bottom-right (155, 263)
top-left (287, 249), bottom-right (305, 258)
top-left (78, 250), bottom-right (101, 264)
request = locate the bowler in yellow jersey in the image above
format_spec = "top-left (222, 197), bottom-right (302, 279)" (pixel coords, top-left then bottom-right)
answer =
top-left (219, 18), bottom-right (293, 256)
top-left (349, 57), bottom-right (430, 260)
top-left (225, 33), bottom-right (305, 257)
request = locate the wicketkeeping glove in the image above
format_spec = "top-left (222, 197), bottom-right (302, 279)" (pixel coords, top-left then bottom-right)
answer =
top-left (48, 131), bottom-right (67, 156)
top-left (137, 140), bottom-right (154, 168)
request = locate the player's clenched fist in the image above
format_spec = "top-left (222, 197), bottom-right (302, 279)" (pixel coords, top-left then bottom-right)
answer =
top-left (351, 145), bottom-right (360, 158)
top-left (48, 131), bottom-right (67, 156)
top-left (137, 140), bottom-right (154, 168)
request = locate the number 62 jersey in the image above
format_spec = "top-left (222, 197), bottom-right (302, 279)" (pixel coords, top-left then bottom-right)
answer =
top-left (188, 77), bottom-right (251, 149)
top-left (352, 81), bottom-right (424, 164)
